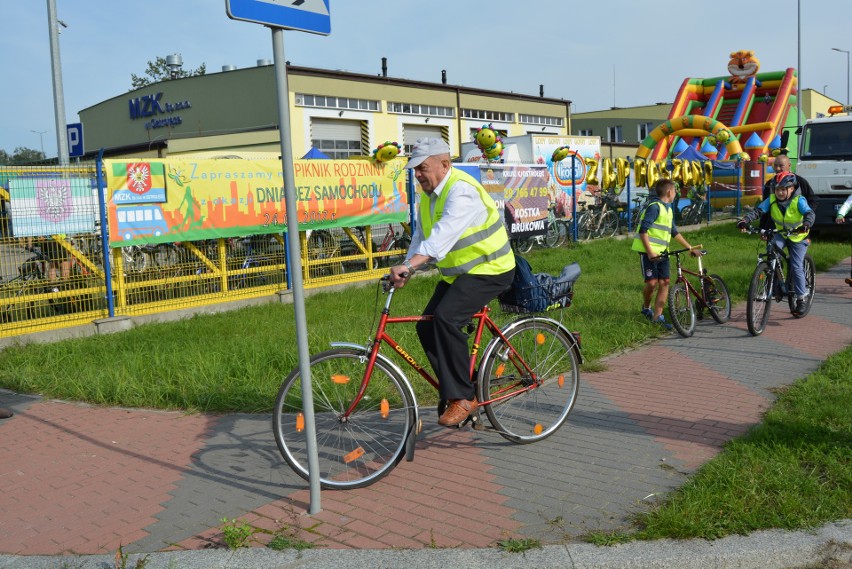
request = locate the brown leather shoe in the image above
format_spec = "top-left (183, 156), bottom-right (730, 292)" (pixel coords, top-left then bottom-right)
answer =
top-left (438, 398), bottom-right (477, 427)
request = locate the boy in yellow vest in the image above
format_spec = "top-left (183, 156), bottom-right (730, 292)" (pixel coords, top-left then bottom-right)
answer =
top-left (738, 172), bottom-right (816, 313)
top-left (632, 179), bottom-right (699, 329)
top-left (389, 138), bottom-right (515, 427)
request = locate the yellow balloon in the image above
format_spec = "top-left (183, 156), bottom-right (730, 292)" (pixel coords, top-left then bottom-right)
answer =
top-left (657, 160), bottom-right (671, 180)
top-left (475, 127), bottom-right (497, 149)
top-left (615, 157), bottom-right (628, 190)
top-left (691, 160), bottom-right (703, 186)
top-left (647, 160), bottom-right (660, 188)
top-left (716, 130), bottom-right (730, 143)
top-left (585, 157), bottom-right (600, 186)
top-left (634, 158), bottom-right (648, 188)
top-left (703, 160), bottom-right (714, 186)
top-left (671, 158), bottom-right (683, 186)
top-left (602, 158), bottom-right (617, 191)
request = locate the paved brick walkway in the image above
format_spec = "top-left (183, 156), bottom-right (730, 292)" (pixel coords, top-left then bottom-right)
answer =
top-left (0, 262), bottom-right (849, 556)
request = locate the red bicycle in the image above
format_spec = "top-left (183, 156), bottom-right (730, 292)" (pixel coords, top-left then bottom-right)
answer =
top-left (273, 273), bottom-right (582, 489)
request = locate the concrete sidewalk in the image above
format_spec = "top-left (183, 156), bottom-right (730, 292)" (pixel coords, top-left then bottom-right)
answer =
top-left (0, 262), bottom-right (850, 568)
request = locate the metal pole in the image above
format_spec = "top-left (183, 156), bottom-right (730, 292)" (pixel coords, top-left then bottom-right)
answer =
top-left (797, 0), bottom-right (802, 130)
top-left (95, 149), bottom-right (115, 317)
top-left (571, 154), bottom-right (578, 242)
top-left (271, 27), bottom-right (321, 514)
top-left (46, 0), bottom-right (69, 164)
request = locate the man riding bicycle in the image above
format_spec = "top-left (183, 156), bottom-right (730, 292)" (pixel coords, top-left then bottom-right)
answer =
top-left (738, 171), bottom-right (815, 315)
top-left (389, 138), bottom-right (515, 428)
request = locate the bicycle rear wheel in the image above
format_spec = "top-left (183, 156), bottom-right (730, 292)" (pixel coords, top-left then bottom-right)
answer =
top-left (598, 210), bottom-right (619, 239)
top-left (478, 317), bottom-right (579, 443)
top-left (667, 281), bottom-right (695, 337)
top-left (576, 212), bottom-right (595, 241)
top-left (273, 348), bottom-right (416, 489)
top-left (746, 262), bottom-right (773, 336)
top-left (704, 274), bottom-right (731, 323)
top-left (787, 254), bottom-right (815, 318)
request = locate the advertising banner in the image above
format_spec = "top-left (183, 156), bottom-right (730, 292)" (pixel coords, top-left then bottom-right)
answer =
top-left (105, 158), bottom-right (409, 246)
top-left (532, 135), bottom-right (601, 217)
top-left (8, 176), bottom-right (97, 237)
top-left (479, 164), bottom-right (550, 238)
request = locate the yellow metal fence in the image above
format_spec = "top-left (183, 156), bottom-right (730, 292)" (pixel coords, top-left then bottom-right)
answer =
top-left (0, 164), bottom-right (410, 338)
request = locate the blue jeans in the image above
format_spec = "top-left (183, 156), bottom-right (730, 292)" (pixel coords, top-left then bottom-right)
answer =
top-left (772, 234), bottom-right (808, 296)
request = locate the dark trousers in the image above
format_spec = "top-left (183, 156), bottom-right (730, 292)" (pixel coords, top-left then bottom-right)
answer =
top-left (416, 270), bottom-right (514, 401)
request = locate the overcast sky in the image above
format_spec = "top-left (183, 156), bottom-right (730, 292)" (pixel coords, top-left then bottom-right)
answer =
top-left (2, 0), bottom-right (848, 157)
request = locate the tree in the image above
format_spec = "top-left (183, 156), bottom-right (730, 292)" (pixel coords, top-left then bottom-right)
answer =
top-left (0, 147), bottom-right (46, 164)
top-left (130, 56), bottom-right (206, 90)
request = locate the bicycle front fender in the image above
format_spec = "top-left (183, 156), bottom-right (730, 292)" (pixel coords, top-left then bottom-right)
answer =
top-left (329, 341), bottom-right (420, 425)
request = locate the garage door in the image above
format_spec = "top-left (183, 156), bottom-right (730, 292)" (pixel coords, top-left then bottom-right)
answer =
top-left (311, 118), bottom-right (362, 159)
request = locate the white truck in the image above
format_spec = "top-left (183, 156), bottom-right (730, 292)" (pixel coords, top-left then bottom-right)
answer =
top-left (795, 105), bottom-right (852, 227)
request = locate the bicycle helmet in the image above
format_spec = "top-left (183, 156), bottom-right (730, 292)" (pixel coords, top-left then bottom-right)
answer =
top-left (774, 171), bottom-right (797, 189)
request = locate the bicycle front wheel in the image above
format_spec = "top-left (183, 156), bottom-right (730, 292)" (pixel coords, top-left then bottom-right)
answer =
top-left (705, 274), bottom-right (731, 324)
top-left (577, 213), bottom-right (595, 241)
top-left (478, 318), bottom-right (579, 444)
top-left (747, 262), bottom-right (773, 336)
top-left (273, 348), bottom-right (416, 490)
top-left (544, 221), bottom-right (562, 248)
top-left (668, 281), bottom-right (695, 337)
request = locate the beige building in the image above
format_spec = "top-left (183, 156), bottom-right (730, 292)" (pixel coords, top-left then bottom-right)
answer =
top-left (78, 63), bottom-right (572, 160)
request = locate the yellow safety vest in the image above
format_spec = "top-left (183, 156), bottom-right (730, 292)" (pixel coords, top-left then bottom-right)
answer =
top-left (631, 200), bottom-right (673, 254)
top-left (419, 168), bottom-right (514, 283)
top-left (769, 195), bottom-right (808, 242)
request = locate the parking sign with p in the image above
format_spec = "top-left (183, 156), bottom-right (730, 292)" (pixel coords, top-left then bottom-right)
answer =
top-left (67, 123), bottom-right (84, 157)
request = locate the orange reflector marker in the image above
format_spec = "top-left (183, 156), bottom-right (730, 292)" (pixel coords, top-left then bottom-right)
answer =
top-left (296, 413), bottom-right (305, 433)
top-left (534, 424), bottom-right (543, 435)
top-left (536, 333), bottom-right (546, 345)
top-left (558, 374), bottom-right (564, 388)
top-left (380, 399), bottom-right (390, 418)
top-left (331, 374), bottom-right (350, 384)
top-left (496, 363), bottom-right (505, 377)
top-left (343, 447), bottom-right (365, 463)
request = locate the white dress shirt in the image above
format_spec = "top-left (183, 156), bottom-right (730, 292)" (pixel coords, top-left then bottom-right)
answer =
top-left (407, 168), bottom-right (488, 262)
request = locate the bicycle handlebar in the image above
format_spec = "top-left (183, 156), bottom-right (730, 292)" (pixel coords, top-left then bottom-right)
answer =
top-left (741, 225), bottom-right (806, 239)
top-left (660, 244), bottom-right (704, 257)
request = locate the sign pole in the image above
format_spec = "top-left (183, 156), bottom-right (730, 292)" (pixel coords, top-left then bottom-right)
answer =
top-left (271, 27), bottom-right (321, 514)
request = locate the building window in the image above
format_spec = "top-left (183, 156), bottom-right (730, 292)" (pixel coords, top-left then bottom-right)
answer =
top-left (388, 102), bottom-right (454, 118)
top-left (578, 129), bottom-right (593, 136)
top-left (607, 125), bottom-right (623, 143)
top-left (296, 93), bottom-right (380, 112)
top-left (461, 109), bottom-right (514, 123)
top-left (638, 122), bottom-right (654, 140)
top-left (519, 114), bottom-right (564, 127)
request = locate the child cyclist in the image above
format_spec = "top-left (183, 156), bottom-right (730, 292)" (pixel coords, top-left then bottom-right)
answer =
top-left (632, 179), bottom-right (700, 329)
top-left (737, 171), bottom-right (816, 314)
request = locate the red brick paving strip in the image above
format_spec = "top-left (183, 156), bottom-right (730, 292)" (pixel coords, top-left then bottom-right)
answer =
top-left (175, 428), bottom-right (521, 550)
top-left (580, 346), bottom-right (770, 470)
top-left (0, 401), bottom-right (213, 555)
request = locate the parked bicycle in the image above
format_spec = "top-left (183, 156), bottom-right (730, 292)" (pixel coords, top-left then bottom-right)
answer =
top-left (661, 246), bottom-right (732, 338)
top-left (576, 191), bottom-right (620, 241)
top-left (742, 226), bottom-right (815, 336)
top-left (272, 271), bottom-right (583, 489)
top-left (511, 205), bottom-right (568, 253)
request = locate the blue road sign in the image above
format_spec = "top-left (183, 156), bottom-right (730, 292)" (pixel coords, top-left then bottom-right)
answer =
top-left (67, 123), bottom-right (84, 157)
top-left (226, 0), bottom-right (330, 35)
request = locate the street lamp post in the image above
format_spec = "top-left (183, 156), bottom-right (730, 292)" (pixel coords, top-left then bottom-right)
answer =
top-left (30, 130), bottom-right (47, 155)
top-left (831, 47), bottom-right (850, 106)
